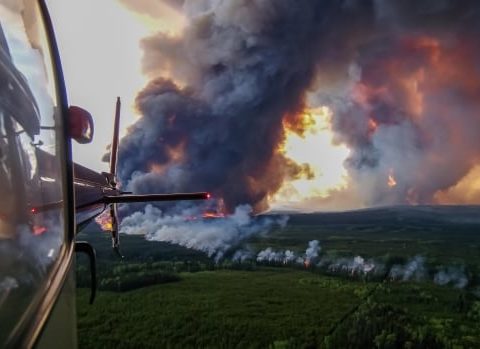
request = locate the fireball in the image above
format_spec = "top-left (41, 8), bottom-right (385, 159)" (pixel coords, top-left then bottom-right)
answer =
top-left (272, 107), bottom-right (350, 204)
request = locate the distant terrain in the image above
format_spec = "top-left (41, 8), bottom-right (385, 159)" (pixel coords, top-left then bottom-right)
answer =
top-left (77, 206), bottom-right (480, 348)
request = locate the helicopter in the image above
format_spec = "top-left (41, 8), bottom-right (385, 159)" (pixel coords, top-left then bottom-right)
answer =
top-left (0, 1), bottom-right (208, 347)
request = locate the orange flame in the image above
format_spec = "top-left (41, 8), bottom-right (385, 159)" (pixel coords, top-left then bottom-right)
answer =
top-left (95, 211), bottom-right (113, 232)
top-left (368, 118), bottom-right (378, 134)
top-left (272, 107), bottom-right (350, 204)
top-left (202, 212), bottom-right (226, 219)
top-left (387, 169), bottom-right (397, 188)
top-left (32, 225), bottom-right (47, 236)
top-left (202, 197), bottom-right (226, 219)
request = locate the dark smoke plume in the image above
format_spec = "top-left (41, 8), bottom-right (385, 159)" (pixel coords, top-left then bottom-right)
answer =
top-left (117, 1), bottom-right (353, 212)
top-left (117, 0), bottom-right (480, 212)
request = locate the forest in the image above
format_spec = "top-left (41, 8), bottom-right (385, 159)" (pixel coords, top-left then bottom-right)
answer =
top-left (77, 206), bottom-right (480, 348)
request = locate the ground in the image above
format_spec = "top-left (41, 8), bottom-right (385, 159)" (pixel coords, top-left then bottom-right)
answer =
top-left (76, 206), bottom-right (480, 348)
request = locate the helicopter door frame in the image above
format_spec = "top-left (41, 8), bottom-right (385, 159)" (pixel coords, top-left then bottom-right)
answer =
top-left (4, 1), bottom-right (76, 347)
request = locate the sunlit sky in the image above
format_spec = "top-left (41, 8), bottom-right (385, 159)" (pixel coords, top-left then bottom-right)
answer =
top-left (46, 0), bottom-right (171, 172)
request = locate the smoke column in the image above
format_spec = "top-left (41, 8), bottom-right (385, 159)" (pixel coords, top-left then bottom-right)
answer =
top-left (305, 240), bottom-right (320, 263)
top-left (117, 1), bottom-right (331, 213)
top-left (116, 1), bottom-right (480, 212)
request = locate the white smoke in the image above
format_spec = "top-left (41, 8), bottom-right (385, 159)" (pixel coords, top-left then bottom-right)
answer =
top-left (433, 266), bottom-right (468, 289)
top-left (256, 240), bottom-right (320, 265)
top-left (305, 240), bottom-right (320, 264)
top-left (0, 276), bottom-right (18, 292)
top-left (0, 276), bottom-right (18, 309)
top-left (120, 204), bottom-right (288, 261)
top-left (256, 247), bottom-right (285, 263)
top-left (0, 215), bottom-right (63, 311)
top-left (252, 244), bottom-right (470, 289)
top-left (389, 256), bottom-right (427, 282)
top-left (284, 250), bottom-right (296, 263)
top-left (323, 255), bottom-right (384, 277)
top-left (120, 207), bottom-right (471, 290)
top-left (231, 249), bottom-right (253, 263)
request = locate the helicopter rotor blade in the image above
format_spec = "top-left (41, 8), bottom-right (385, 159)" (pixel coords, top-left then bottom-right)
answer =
top-left (110, 203), bottom-right (123, 259)
top-left (109, 97), bottom-right (121, 180)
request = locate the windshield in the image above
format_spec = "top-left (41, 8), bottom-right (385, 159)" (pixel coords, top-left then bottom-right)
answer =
top-left (0, 0), bottom-right (68, 345)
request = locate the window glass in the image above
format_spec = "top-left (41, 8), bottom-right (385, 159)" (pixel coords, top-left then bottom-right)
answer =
top-left (0, 0), bottom-right (67, 344)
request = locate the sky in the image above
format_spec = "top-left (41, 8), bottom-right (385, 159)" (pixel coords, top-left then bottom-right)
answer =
top-left (46, 0), bottom-right (161, 172)
top-left (44, 0), bottom-right (480, 212)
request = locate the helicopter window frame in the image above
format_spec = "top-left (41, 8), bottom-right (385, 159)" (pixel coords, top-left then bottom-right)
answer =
top-left (0, 1), bottom-right (75, 347)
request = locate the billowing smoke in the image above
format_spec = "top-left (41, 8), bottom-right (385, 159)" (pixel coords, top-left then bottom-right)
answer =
top-left (116, 1), bottom-right (480, 212)
top-left (0, 276), bottom-right (18, 292)
top-left (231, 249), bottom-right (253, 263)
top-left (284, 250), bottom-right (296, 264)
top-left (0, 218), bottom-right (63, 299)
top-left (326, 256), bottom-right (469, 288)
top-left (389, 256), bottom-right (427, 282)
top-left (305, 240), bottom-right (320, 264)
top-left (253, 241), bottom-right (381, 277)
top-left (249, 242), bottom-right (470, 288)
top-left (117, 1), bottom-right (330, 213)
top-left (256, 248), bottom-right (287, 264)
top-left (433, 266), bottom-right (469, 289)
top-left (256, 240), bottom-right (320, 265)
top-left (305, 1), bottom-right (480, 207)
top-left (120, 204), bottom-right (288, 261)
top-left (322, 255), bottom-right (384, 277)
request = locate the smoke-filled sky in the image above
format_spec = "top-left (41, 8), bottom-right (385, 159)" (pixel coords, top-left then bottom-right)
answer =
top-left (50, 0), bottom-right (480, 213)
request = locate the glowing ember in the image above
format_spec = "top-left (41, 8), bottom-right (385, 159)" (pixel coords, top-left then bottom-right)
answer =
top-left (184, 211), bottom-right (225, 221)
top-left (95, 211), bottom-right (113, 232)
top-left (272, 107), bottom-right (350, 203)
top-left (388, 169), bottom-right (397, 188)
top-left (32, 225), bottom-right (47, 236)
top-left (202, 197), bottom-right (226, 219)
top-left (368, 118), bottom-right (378, 135)
top-left (202, 212), bottom-right (226, 219)
top-left (184, 198), bottom-right (226, 220)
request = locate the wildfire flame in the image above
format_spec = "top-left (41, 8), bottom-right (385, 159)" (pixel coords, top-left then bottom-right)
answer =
top-left (184, 198), bottom-right (227, 221)
top-left (32, 225), bottom-right (47, 236)
top-left (272, 107), bottom-right (350, 204)
top-left (202, 212), bottom-right (226, 219)
top-left (95, 210), bottom-right (113, 232)
top-left (202, 197), bottom-right (227, 219)
top-left (388, 169), bottom-right (397, 188)
top-left (368, 118), bottom-right (378, 135)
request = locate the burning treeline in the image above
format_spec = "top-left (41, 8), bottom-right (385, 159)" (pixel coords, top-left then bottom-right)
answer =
top-left (116, 0), bottom-right (480, 213)
top-left (245, 241), bottom-right (471, 289)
